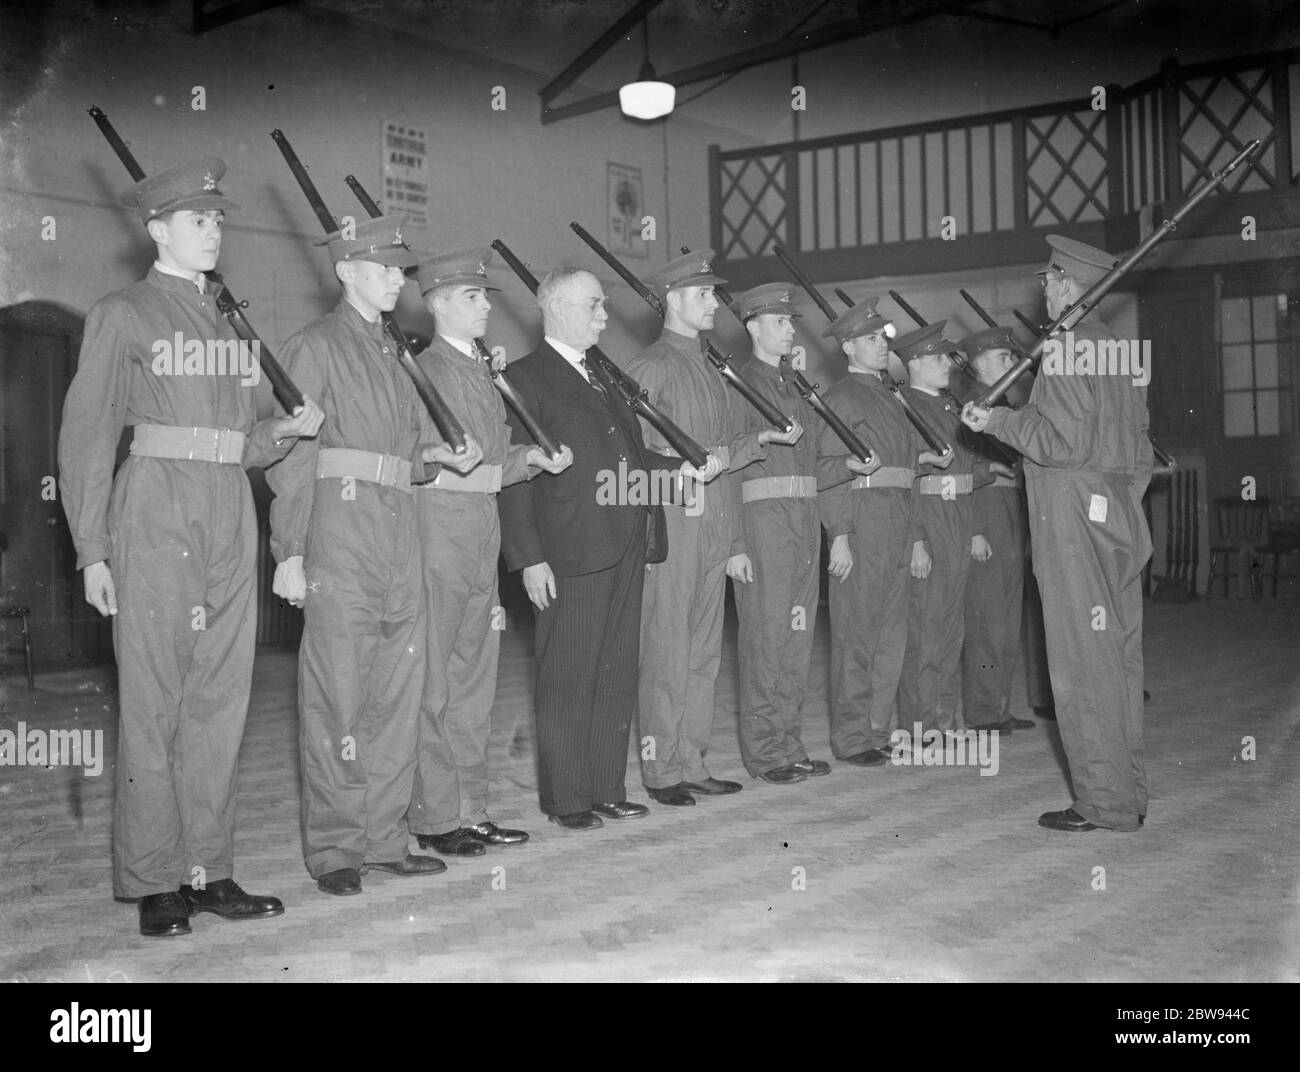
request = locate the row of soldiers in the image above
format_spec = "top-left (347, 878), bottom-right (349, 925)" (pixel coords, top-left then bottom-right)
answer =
top-left (58, 156), bottom-right (1150, 940)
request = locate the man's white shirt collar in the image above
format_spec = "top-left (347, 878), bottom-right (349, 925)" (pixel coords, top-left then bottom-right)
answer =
top-left (439, 334), bottom-right (475, 358)
top-left (546, 335), bottom-right (589, 381)
top-left (153, 261), bottom-right (206, 293)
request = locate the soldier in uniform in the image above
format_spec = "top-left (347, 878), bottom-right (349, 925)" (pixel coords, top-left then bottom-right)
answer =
top-left (405, 248), bottom-right (571, 858)
top-left (963, 235), bottom-right (1152, 833)
top-left (956, 326), bottom-right (1038, 735)
top-left (626, 250), bottom-right (762, 808)
top-left (58, 158), bottom-right (325, 937)
top-left (896, 322), bottom-right (990, 740)
top-left (817, 298), bottom-right (949, 766)
top-left (268, 216), bottom-right (484, 894)
top-left (724, 283), bottom-right (827, 786)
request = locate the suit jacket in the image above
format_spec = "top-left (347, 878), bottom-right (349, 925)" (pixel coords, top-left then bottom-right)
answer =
top-left (499, 341), bottom-right (668, 577)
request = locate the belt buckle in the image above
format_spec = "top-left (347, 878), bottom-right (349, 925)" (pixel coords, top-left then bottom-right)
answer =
top-left (376, 453), bottom-right (399, 487)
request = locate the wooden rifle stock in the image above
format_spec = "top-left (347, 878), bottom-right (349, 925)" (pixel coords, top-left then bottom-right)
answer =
top-left (270, 130), bottom-right (467, 452)
top-left (87, 106), bottom-right (305, 414)
top-left (680, 246), bottom-right (872, 465)
top-left (343, 176), bottom-right (562, 461)
top-left (771, 245), bottom-right (951, 457)
top-left (488, 238), bottom-right (709, 470)
top-left (568, 222), bottom-right (793, 434)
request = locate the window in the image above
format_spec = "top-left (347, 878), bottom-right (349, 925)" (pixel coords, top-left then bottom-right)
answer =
top-left (1220, 294), bottom-right (1291, 437)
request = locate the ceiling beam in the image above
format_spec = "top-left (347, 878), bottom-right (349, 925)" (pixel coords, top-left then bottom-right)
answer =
top-left (540, 0), bottom-right (975, 125)
top-left (540, 0), bottom-right (666, 107)
top-left (192, 0), bottom-right (290, 35)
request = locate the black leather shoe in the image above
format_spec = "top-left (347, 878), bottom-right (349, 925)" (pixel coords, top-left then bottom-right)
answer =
top-left (548, 810), bottom-right (604, 830)
top-left (681, 777), bottom-right (743, 795)
top-left (179, 878), bottom-right (284, 921)
top-left (467, 821), bottom-right (529, 846)
top-left (647, 783), bottom-right (696, 806)
top-left (791, 758), bottom-right (831, 776)
top-left (841, 749), bottom-right (887, 767)
top-left (591, 800), bottom-right (650, 820)
top-left (1032, 705), bottom-right (1056, 720)
top-left (1038, 807), bottom-right (1098, 832)
top-left (758, 766), bottom-right (807, 785)
top-left (416, 828), bottom-right (487, 857)
top-left (1007, 716), bottom-right (1037, 730)
top-left (139, 892), bottom-right (191, 937)
top-left (361, 854), bottom-right (447, 876)
top-left (317, 868), bottom-right (362, 896)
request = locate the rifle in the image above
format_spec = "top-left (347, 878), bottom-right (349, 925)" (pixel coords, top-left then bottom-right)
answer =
top-left (342, 176), bottom-right (563, 462)
top-left (979, 139), bottom-right (1260, 406)
top-left (269, 129), bottom-right (467, 453)
top-left (489, 239), bottom-right (710, 470)
top-left (770, 245), bottom-right (951, 457)
top-left (959, 284), bottom-right (1175, 471)
top-left (88, 106), bottom-right (305, 415)
top-left (679, 246), bottom-right (873, 466)
top-left (569, 222), bottom-right (794, 434)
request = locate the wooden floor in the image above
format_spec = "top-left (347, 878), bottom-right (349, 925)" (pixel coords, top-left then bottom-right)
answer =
top-left (1, 598), bottom-right (1297, 982)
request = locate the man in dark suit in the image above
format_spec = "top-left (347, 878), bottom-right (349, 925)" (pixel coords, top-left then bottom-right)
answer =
top-left (499, 267), bottom-right (704, 830)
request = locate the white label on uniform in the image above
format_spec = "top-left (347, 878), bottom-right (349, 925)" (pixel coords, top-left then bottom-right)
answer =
top-left (1089, 494), bottom-right (1108, 523)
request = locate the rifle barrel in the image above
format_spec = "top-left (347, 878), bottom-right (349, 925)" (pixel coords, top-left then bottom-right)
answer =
top-left (272, 130), bottom-right (466, 451)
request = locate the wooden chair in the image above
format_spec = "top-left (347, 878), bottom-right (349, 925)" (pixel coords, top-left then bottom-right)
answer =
top-left (1264, 497), bottom-right (1300, 597)
top-left (1206, 498), bottom-right (1270, 600)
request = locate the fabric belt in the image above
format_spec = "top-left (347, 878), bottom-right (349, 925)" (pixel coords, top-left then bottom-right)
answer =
top-left (130, 424), bottom-right (246, 465)
top-left (850, 466), bottom-right (915, 490)
top-left (422, 463), bottom-right (503, 494)
top-left (917, 473), bottom-right (973, 495)
top-left (741, 475), bottom-right (818, 503)
top-left (317, 447), bottom-right (413, 493)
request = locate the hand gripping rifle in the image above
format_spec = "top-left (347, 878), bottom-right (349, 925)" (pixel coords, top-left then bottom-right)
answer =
top-left (343, 176), bottom-right (563, 462)
top-left (679, 246), bottom-right (873, 466)
top-left (88, 106), bottom-right (305, 415)
top-left (269, 130), bottom-right (467, 453)
top-left (959, 288), bottom-right (1175, 471)
top-left (489, 238), bottom-right (709, 471)
top-left (771, 245), bottom-right (952, 457)
top-left (978, 139), bottom-right (1260, 407)
top-left (569, 222), bottom-right (795, 434)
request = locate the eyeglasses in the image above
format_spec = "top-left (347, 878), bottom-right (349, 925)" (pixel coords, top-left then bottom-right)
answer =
top-left (1039, 264), bottom-right (1065, 289)
top-left (558, 296), bottom-right (609, 312)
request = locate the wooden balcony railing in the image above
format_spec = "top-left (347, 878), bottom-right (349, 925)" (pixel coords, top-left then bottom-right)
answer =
top-left (711, 49), bottom-right (1299, 284)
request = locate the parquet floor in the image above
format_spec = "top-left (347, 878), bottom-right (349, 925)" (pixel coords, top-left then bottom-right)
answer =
top-left (1, 599), bottom-right (1296, 982)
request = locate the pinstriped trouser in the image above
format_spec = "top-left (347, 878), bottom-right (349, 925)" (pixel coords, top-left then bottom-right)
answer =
top-left (532, 529), bottom-right (646, 816)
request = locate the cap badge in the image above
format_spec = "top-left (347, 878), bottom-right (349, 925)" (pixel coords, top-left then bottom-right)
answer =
top-left (202, 172), bottom-right (217, 191)
top-left (779, 290), bottom-right (790, 303)
top-left (700, 260), bottom-right (712, 273)
top-left (476, 261), bottom-right (487, 275)
top-left (394, 226), bottom-right (403, 243)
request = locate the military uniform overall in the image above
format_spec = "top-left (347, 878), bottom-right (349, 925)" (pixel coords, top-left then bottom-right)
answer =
top-left (628, 317), bottom-right (763, 790)
top-left (406, 325), bottom-right (536, 836)
top-left (269, 230), bottom-right (436, 876)
top-left (727, 357), bottom-right (821, 777)
top-left (818, 368), bottom-right (924, 756)
top-left (985, 304), bottom-right (1151, 830)
top-left (58, 160), bottom-right (292, 901)
top-left (897, 325), bottom-right (991, 735)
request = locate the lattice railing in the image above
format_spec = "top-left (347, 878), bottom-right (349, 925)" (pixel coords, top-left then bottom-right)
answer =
top-left (711, 48), bottom-right (1299, 266)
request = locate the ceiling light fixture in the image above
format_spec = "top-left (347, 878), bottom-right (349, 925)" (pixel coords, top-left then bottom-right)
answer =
top-left (619, 13), bottom-right (674, 120)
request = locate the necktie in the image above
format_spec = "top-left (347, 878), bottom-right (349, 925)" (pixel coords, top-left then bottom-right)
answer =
top-left (580, 356), bottom-right (607, 395)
